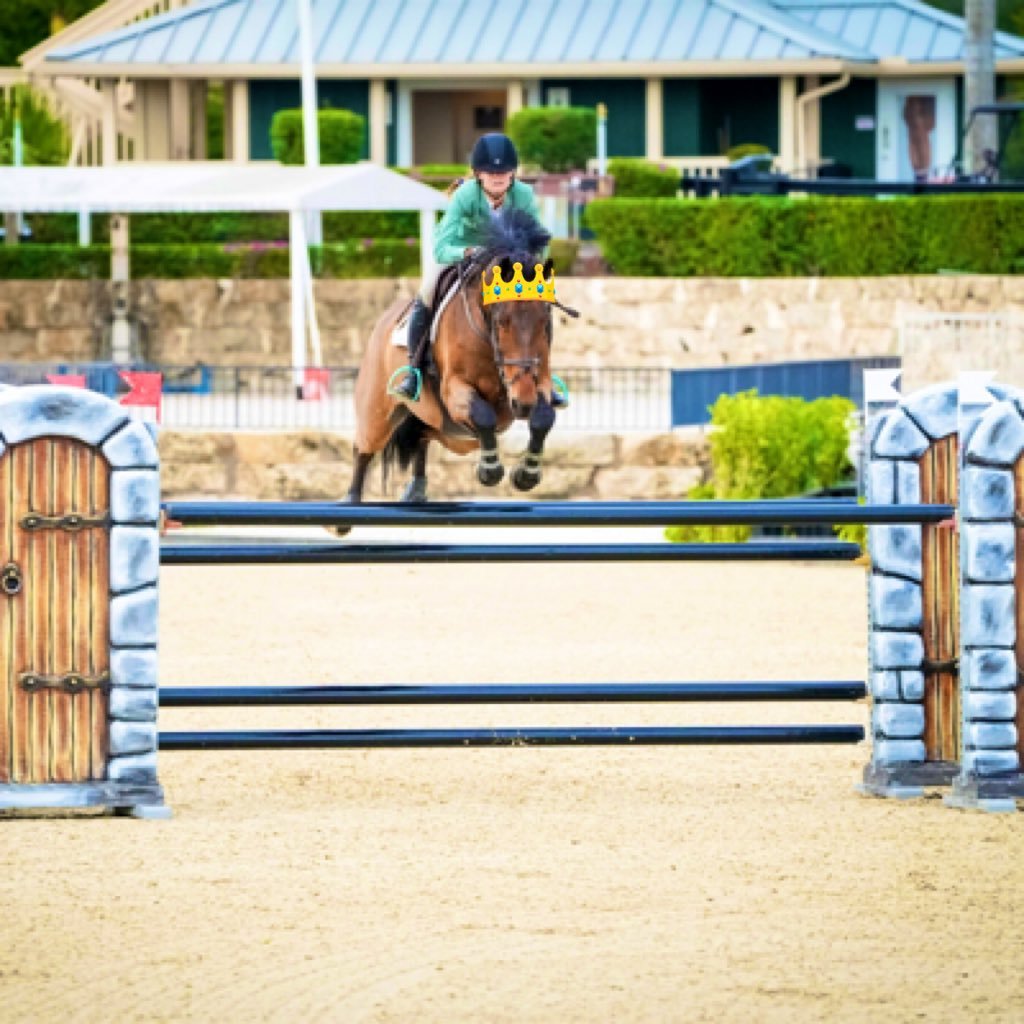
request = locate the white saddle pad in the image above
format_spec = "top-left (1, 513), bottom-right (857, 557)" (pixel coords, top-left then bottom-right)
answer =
top-left (389, 280), bottom-right (461, 348)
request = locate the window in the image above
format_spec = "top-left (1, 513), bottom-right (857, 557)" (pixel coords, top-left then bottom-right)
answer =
top-left (546, 87), bottom-right (570, 108)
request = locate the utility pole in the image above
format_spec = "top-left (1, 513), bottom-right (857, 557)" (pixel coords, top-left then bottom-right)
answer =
top-left (965, 0), bottom-right (998, 176)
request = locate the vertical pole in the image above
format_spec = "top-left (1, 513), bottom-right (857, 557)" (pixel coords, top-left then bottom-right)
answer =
top-left (965, 0), bottom-right (997, 177)
top-left (297, 0), bottom-right (322, 245)
top-left (230, 80), bottom-right (249, 163)
top-left (109, 214), bottom-right (133, 365)
top-left (596, 103), bottom-right (608, 178)
top-left (78, 209), bottom-right (91, 246)
top-left (290, 209), bottom-right (308, 397)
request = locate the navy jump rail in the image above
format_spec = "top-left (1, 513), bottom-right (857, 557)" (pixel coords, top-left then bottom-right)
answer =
top-left (159, 681), bottom-right (869, 706)
top-left (160, 540), bottom-right (862, 565)
top-left (160, 724), bottom-right (866, 750)
top-left (162, 499), bottom-right (954, 528)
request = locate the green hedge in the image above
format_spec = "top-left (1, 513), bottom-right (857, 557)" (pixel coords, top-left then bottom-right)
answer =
top-left (666, 391), bottom-right (855, 544)
top-left (607, 159), bottom-right (679, 198)
top-left (24, 211), bottom-right (421, 244)
top-left (507, 106), bottom-right (596, 173)
top-left (270, 107), bottom-right (365, 164)
top-left (0, 241), bottom-right (422, 279)
top-left (586, 195), bottom-right (1024, 276)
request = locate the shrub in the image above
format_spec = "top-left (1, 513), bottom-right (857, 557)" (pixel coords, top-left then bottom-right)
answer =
top-left (0, 241), bottom-right (421, 279)
top-left (607, 159), bottom-right (679, 198)
top-left (506, 106), bottom-right (596, 173)
top-left (270, 107), bottom-right (365, 164)
top-left (586, 195), bottom-right (1024, 276)
top-left (548, 238), bottom-right (579, 274)
top-left (666, 391), bottom-right (855, 543)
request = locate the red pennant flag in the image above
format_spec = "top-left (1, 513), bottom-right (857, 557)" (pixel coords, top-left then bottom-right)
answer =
top-left (302, 368), bottom-right (330, 401)
top-left (46, 374), bottom-right (87, 388)
top-left (119, 371), bottom-right (163, 423)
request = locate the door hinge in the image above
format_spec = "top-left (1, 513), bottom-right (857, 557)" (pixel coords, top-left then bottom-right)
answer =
top-left (21, 513), bottom-right (110, 532)
top-left (19, 671), bottom-right (111, 694)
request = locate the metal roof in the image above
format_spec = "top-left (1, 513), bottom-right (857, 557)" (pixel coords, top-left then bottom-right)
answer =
top-left (0, 162), bottom-right (448, 213)
top-left (777, 0), bottom-right (1024, 60)
top-left (45, 0), bottom-right (878, 68)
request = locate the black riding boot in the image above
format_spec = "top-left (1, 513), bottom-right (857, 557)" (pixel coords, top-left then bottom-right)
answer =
top-left (393, 299), bottom-right (431, 401)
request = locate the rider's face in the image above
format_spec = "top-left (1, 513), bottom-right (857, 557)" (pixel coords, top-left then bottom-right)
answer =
top-left (478, 170), bottom-right (515, 200)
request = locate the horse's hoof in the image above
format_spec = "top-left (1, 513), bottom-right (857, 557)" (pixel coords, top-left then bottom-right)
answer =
top-left (512, 464), bottom-right (542, 492)
top-left (477, 462), bottom-right (505, 487)
top-left (400, 478), bottom-right (428, 503)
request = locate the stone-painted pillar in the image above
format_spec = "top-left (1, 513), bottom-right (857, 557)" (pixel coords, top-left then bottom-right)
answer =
top-left (0, 386), bottom-right (166, 817)
top-left (862, 378), bottom-right (960, 797)
top-left (948, 378), bottom-right (1024, 811)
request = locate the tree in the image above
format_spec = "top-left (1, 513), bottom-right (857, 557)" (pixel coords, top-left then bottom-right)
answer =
top-left (0, 1), bottom-right (105, 65)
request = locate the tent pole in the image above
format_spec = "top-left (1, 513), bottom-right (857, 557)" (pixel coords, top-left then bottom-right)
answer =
top-left (289, 209), bottom-right (307, 398)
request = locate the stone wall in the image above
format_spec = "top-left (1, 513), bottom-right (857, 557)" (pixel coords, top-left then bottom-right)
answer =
top-left (3, 276), bottom-right (1022, 377)
top-left (159, 429), bottom-right (710, 501)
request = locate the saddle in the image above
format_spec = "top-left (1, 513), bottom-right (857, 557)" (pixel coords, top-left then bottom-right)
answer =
top-left (391, 263), bottom-right (464, 357)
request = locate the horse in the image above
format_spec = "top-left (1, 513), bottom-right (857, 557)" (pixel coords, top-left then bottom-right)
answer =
top-left (345, 209), bottom-right (562, 504)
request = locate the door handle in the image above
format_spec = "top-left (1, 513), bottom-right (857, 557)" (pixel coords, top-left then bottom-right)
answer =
top-left (1, 563), bottom-right (22, 597)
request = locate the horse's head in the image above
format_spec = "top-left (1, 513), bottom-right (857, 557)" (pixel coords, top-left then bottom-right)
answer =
top-left (484, 253), bottom-right (555, 417)
top-left (474, 210), bottom-right (555, 419)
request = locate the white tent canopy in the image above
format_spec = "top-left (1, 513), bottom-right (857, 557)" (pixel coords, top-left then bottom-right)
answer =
top-left (0, 162), bottom-right (447, 376)
top-left (0, 162), bottom-right (448, 216)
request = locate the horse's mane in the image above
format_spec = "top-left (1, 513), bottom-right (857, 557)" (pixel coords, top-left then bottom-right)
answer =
top-left (465, 207), bottom-right (551, 280)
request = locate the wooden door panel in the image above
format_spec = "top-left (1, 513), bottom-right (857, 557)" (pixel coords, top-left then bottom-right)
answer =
top-left (0, 439), bottom-right (110, 784)
top-left (920, 435), bottom-right (960, 763)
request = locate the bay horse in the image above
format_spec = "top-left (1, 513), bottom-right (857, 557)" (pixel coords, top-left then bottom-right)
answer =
top-left (345, 209), bottom-right (561, 503)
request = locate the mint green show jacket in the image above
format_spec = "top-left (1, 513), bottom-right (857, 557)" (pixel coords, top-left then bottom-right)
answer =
top-left (433, 178), bottom-right (544, 265)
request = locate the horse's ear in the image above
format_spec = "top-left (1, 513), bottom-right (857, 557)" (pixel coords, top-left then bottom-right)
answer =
top-left (499, 256), bottom-right (514, 280)
top-left (543, 257), bottom-right (554, 279)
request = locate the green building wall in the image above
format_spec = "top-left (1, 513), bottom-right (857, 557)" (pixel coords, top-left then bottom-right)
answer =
top-left (820, 78), bottom-right (877, 177)
top-left (540, 79), bottom-right (646, 157)
top-left (663, 78), bottom-right (777, 157)
top-left (248, 79), bottom-right (371, 160)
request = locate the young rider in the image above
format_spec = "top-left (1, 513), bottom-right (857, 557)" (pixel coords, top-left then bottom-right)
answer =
top-left (391, 132), bottom-right (548, 402)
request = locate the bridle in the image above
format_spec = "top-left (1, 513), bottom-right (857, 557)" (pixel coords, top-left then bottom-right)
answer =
top-left (457, 260), bottom-right (544, 394)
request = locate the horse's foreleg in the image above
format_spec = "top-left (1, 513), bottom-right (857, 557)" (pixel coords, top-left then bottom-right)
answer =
top-left (469, 392), bottom-right (504, 487)
top-left (345, 447), bottom-right (373, 503)
top-left (399, 435), bottom-right (430, 503)
top-left (512, 396), bottom-right (556, 492)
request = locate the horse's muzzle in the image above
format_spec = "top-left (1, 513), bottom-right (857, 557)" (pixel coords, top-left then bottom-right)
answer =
top-left (510, 399), bottom-right (534, 420)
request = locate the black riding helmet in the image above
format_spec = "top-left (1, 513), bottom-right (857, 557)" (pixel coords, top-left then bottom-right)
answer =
top-left (471, 133), bottom-right (519, 173)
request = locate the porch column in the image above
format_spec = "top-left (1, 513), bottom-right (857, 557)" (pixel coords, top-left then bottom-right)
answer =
top-left (100, 79), bottom-right (118, 165)
top-left (169, 78), bottom-right (190, 159)
top-left (226, 80), bottom-right (249, 162)
top-left (506, 80), bottom-right (524, 119)
top-left (646, 78), bottom-right (664, 161)
top-left (396, 81), bottom-right (413, 167)
top-left (134, 81), bottom-right (171, 160)
top-left (779, 76), bottom-right (797, 173)
top-left (369, 78), bottom-right (389, 165)
top-left (801, 75), bottom-right (821, 175)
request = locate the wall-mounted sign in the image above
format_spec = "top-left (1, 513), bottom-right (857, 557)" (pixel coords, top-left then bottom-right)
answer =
top-left (855, 116), bottom-right (875, 131)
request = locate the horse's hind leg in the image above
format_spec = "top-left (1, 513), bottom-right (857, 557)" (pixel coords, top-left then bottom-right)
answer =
top-left (512, 396), bottom-right (556, 492)
top-left (399, 436), bottom-right (430, 503)
top-left (469, 393), bottom-right (504, 487)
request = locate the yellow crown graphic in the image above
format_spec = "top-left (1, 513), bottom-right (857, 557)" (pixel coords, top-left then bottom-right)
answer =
top-left (482, 261), bottom-right (556, 306)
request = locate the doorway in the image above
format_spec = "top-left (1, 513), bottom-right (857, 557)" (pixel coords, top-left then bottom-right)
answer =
top-left (877, 78), bottom-right (956, 181)
top-left (412, 90), bottom-right (507, 165)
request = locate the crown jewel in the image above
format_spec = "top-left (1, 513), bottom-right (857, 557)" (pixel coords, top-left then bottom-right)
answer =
top-left (482, 261), bottom-right (556, 306)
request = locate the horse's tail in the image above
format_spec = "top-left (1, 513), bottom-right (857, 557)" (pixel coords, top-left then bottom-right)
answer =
top-left (381, 414), bottom-right (424, 493)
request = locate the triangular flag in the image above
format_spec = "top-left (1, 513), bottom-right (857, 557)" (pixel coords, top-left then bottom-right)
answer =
top-left (46, 374), bottom-right (87, 389)
top-left (119, 371), bottom-right (163, 423)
